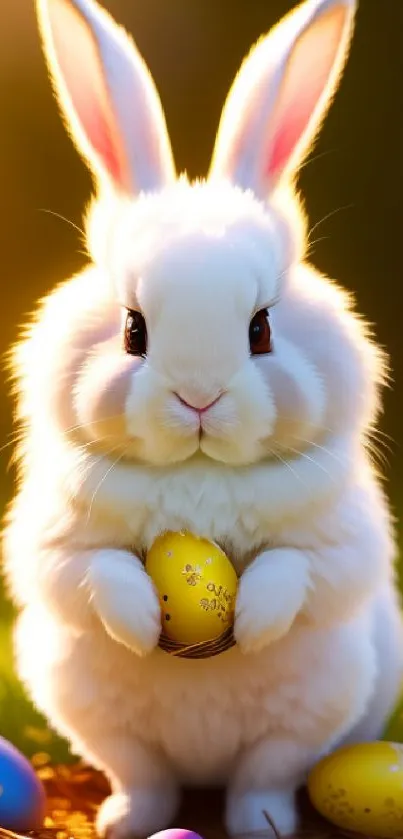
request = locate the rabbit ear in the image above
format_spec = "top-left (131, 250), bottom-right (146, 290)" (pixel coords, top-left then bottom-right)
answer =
top-left (37, 0), bottom-right (176, 194)
top-left (210, 0), bottom-right (356, 198)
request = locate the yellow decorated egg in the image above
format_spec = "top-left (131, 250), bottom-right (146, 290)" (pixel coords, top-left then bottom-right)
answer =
top-left (308, 741), bottom-right (403, 837)
top-left (145, 531), bottom-right (238, 644)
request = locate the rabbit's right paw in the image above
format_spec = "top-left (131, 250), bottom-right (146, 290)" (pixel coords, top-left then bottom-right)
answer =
top-left (97, 789), bottom-right (178, 839)
top-left (89, 550), bottom-right (161, 656)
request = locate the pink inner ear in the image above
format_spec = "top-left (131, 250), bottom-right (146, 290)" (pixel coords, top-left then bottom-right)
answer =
top-left (265, 6), bottom-right (347, 182)
top-left (48, 0), bottom-right (128, 188)
top-left (74, 81), bottom-right (123, 184)
top-left (266, 68), bottom-right (330, 180)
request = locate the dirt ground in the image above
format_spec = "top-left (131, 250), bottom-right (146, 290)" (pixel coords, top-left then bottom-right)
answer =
top-left (0, 762), bottom-right (372, 839)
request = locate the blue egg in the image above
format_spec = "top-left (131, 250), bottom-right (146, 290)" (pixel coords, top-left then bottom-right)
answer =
top-left (0, 737), bottom-right (46, 831)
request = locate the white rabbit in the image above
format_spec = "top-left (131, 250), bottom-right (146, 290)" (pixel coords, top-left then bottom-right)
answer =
top-left (4, 0), bottom-right (403, 835)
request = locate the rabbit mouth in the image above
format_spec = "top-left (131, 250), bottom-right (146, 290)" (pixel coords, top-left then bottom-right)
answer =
top-left (164, 392), bottom-right (237, 436)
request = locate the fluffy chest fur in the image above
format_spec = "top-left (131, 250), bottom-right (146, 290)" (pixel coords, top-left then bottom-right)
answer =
top-left (73, 435), bottom-right (354, 564)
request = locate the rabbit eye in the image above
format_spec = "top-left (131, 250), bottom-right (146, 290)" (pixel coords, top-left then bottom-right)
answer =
top-left (249, 308), bottom-right (272, 355)
top-left (124, 310), bottom-right (147, 357)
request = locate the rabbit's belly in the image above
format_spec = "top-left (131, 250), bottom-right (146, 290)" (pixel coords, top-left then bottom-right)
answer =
top-left (146, 626), bottom-right (374, 782)
top-left (20, 614), bottom-right (374, 785)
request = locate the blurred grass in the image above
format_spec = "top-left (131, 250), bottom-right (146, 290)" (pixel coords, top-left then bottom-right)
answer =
top-left (0, 487), bottom-right (72, 762)
top-left (0, 592), bottom-right (72, 763)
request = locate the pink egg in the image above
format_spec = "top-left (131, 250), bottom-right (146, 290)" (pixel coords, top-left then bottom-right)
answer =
top-left (150, 831), bottom-right (204, 839)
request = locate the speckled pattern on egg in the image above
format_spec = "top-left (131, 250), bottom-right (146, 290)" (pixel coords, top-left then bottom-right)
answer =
top-left (308, 741), bottom-right (403, 837)
top-left (145, 531), bottom-right (238, 645)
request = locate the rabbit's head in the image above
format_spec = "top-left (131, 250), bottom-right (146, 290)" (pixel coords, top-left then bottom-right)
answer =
top-left (32, 0), bottom-right (381, 469)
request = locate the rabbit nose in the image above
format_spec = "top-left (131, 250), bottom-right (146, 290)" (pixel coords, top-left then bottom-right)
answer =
top-left (175, 391), bottom-right (223, 413)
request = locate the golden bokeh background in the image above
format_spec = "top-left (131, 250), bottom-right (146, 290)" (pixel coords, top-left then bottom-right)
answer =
top-left (0, 0), bottom-right (402, 755)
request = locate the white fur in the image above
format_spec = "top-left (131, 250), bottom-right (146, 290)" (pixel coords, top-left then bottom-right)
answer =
top-left (210, 0), bottom-right (356, 192)
top-left (36, 0), bottom-right (175, 193)
top-left (4, 0), bottom-right (403, 837)
top-left (88, 550), bottom-right (161, 656)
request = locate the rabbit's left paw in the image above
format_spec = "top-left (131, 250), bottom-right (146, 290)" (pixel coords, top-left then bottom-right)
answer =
top-left (234, 548), bottom-right (309, 654)
top-left (226, 788), bottom-right (298, 837)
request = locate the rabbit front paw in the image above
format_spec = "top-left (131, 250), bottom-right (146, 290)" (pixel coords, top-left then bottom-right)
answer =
top-left (97, 787), bottom-right (179, 839)
top-left (226, 788), bottom-right (298, 837)
top-left (234, 548), bottom-right (309, 654)
top-left (89, 550), bottom-right (161, 656)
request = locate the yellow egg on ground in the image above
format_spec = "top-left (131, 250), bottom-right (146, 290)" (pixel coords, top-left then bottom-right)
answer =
top-left (308, 741), bottom-right (403, 837)
top-left (145, 531), bottom-right (238, 645)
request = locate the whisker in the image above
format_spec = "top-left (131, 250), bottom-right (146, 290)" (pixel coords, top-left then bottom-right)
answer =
top-left (298, 147), bottom-right (337, 175)
top-left (286, 430), bottom-right (392, 475)
top-left (282, 445), bottom-right (338, 482)
top-left (85, 446), bottom-right (127, 525)
top-left (62, 415), bottom-right (126, 438)
top-left (307, 204), bottom-right (354, 245)
top-left (79, 439), bottom-right (124, 470)
top-left (276, 420), bottom-right (395, 461)
top-left (305, 235), bottom-right (330, 259)
top-left (267, 447), bottom-right (311, 492)
top-left (76, 435), bottom-right (118, 454)
top-left (287, 436), bottom-right (349, 468)
top-left (38, 208), bottom-right (85, 239)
